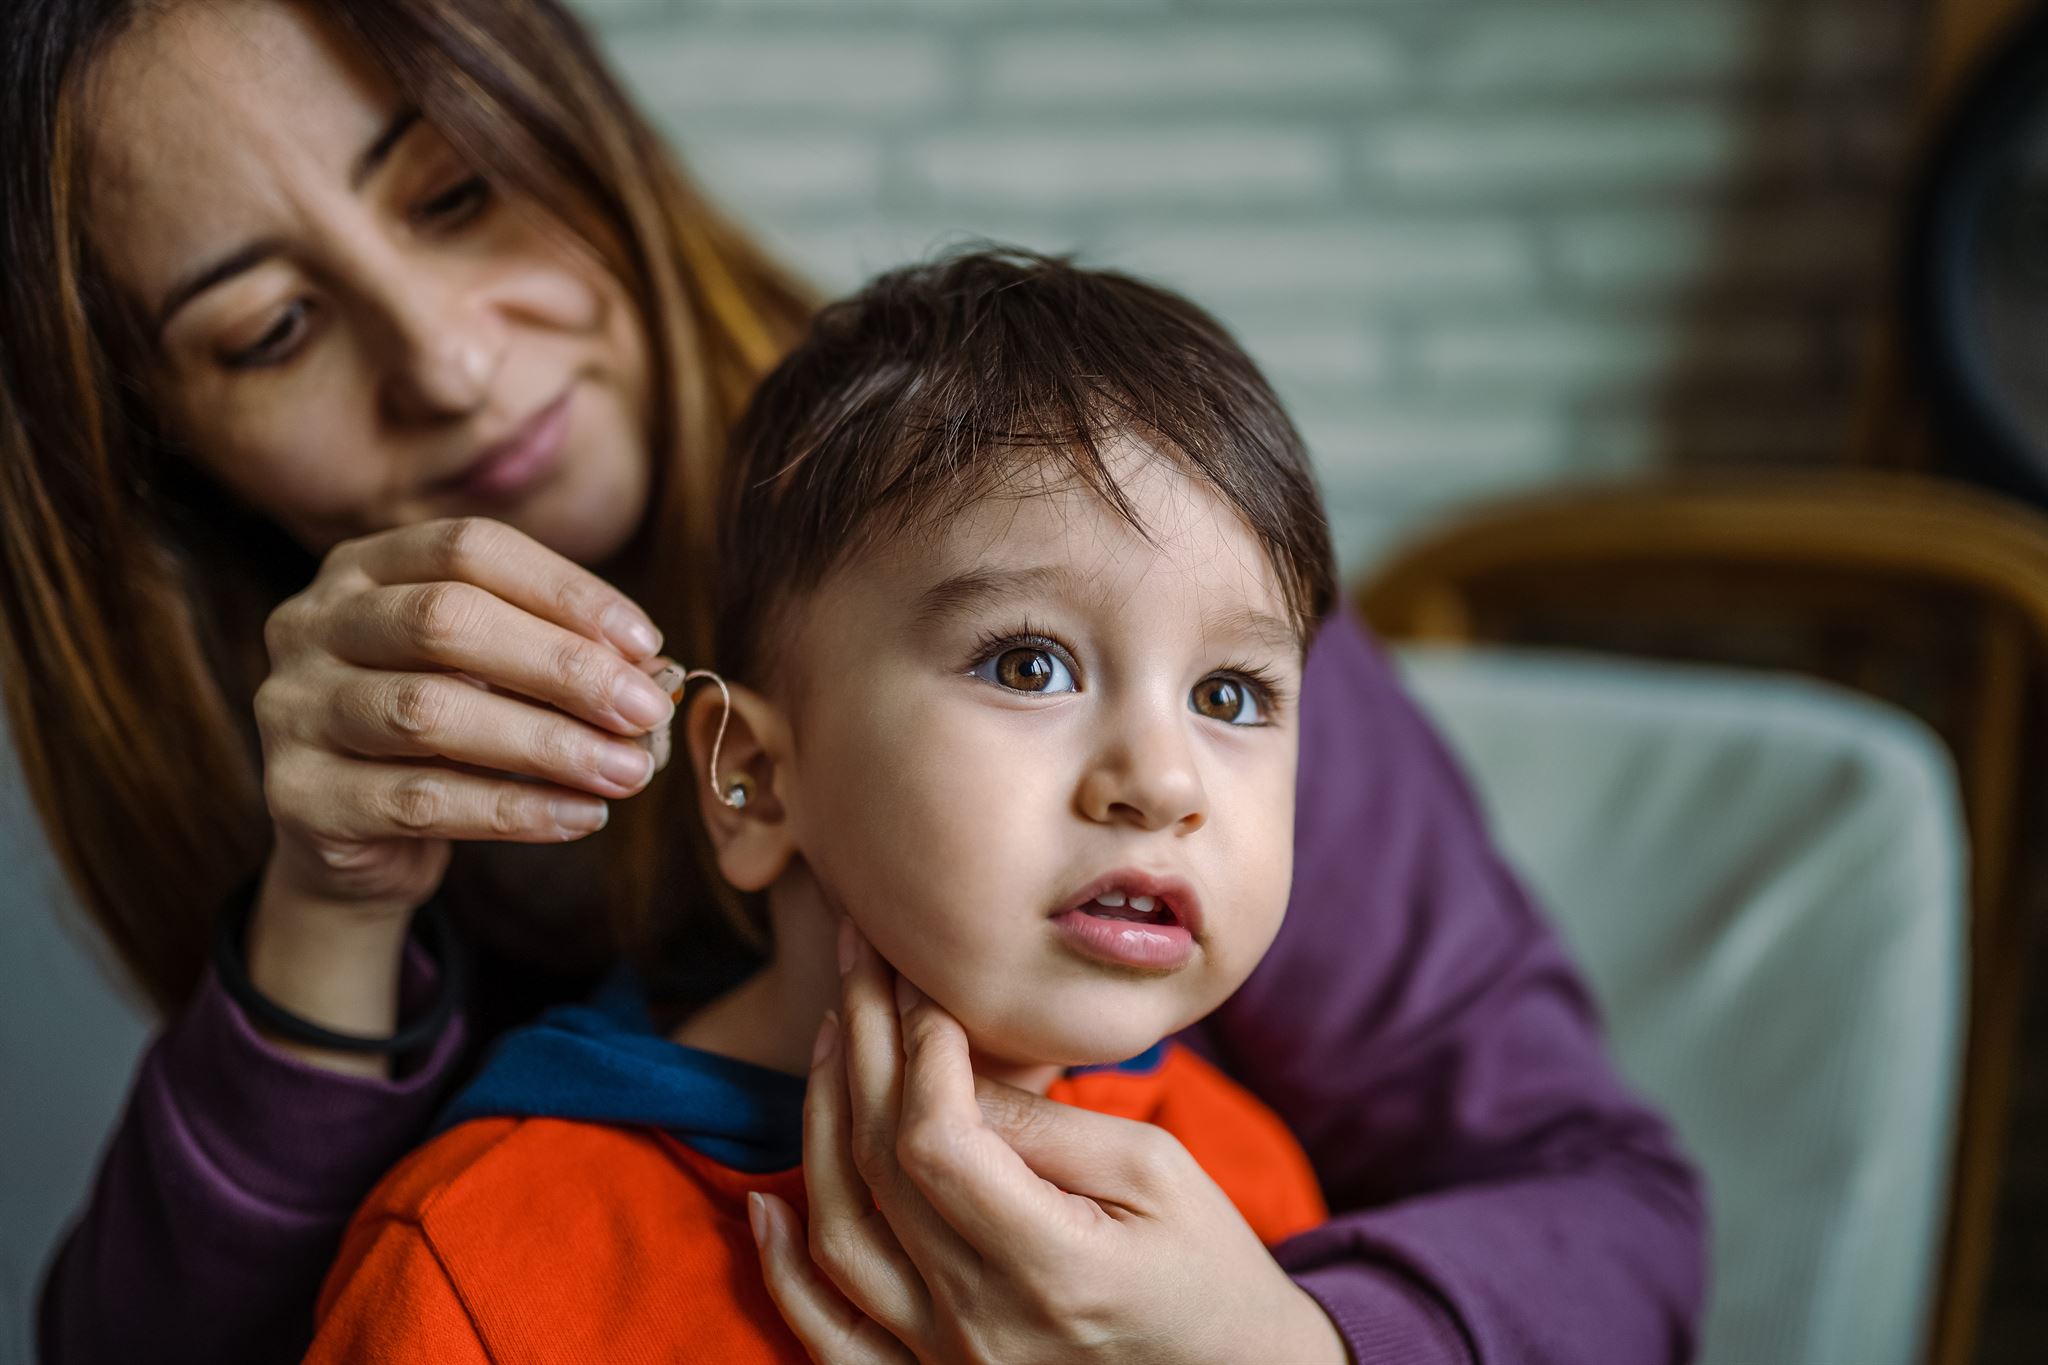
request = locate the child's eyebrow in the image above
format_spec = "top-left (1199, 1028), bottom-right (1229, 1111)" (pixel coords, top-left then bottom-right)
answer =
top-left (912, 563), bottom-right (1298, 654)
top-left (1209, 604), bottom-right (1302, 654)
top-left (911, 564), bottom-right (1072, 630)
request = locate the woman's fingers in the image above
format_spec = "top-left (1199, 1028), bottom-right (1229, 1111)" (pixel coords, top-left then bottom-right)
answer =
top-left (892, 983), bottom-right (1105, 1261)
top-left (329, 582), bottom-right (674, 738)
top-left (339, 516), bottom-right (662, 660)
top-left (969, 1076), bottom-right (1192, 1211)
top-left (836, 928), bottom-right (986, 1279)
top-left (750, 1193), bottom-right (916, 1365)
top-left (799, 1008), bottom-right (929, 1337)
top-left (322, 663), bottom-right (656, 799)
top-left (266, 749), bottom-right (610, 845)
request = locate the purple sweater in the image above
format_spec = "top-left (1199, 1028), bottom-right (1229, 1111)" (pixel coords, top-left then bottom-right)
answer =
top-left (37, 613), bottom-right (1705, 1364)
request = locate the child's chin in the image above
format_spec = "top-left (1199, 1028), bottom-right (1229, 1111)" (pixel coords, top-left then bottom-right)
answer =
top-left (969, 1018), bottom-right (1173, 1072)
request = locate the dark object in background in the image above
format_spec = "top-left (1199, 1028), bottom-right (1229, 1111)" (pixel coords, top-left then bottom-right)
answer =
top-left (1909, 3), bottom-right (2048, 510)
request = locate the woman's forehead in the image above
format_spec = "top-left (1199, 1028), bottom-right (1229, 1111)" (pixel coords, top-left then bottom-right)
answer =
top-left (83, 2), bottom-right (396, 306)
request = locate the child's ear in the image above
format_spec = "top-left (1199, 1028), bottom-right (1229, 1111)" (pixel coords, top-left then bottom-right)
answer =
top-left (681, 678), bottom-right (796, 894)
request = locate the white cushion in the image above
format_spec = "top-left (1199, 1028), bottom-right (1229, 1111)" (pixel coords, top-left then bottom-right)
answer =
top-left (1398, 644), bottom-right (1967, 1365)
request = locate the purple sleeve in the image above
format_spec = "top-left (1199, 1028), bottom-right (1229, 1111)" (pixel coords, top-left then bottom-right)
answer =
top-left (1197, 613), bottom-right (1707, 1365)
top-left (37, 948), bottom-right (466, 1365)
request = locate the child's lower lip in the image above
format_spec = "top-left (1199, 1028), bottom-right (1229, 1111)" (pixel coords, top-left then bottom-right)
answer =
top-left (1050, 909), bottom-right (1195, 970)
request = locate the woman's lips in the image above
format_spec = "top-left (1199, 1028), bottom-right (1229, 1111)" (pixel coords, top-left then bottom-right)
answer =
top-left (435, 389), bottom-right (573, 502)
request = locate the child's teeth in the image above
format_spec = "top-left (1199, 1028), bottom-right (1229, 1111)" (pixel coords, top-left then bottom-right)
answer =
top-left (1097, 890), bottom-right (1127, 907)
top-left (1129, 895), bottom-right (1157, 913)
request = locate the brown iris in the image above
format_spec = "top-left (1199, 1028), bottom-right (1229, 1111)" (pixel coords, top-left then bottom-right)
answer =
top-left (1191, 676), bottom-right (1246, 721)
top-left (996, 648), bottom-right (1060, 691)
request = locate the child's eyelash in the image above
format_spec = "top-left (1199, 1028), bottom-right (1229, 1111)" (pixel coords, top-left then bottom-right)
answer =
top-left (1212, 659), bottom-right (1292, 722)
top-left (961, 624), bottom-right (1292, 717)
top-left (963, 621), bottom-right (1077, 678)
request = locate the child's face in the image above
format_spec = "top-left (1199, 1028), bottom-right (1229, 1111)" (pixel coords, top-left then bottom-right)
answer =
top-left (775, 442), bottom-right (1305, 1067)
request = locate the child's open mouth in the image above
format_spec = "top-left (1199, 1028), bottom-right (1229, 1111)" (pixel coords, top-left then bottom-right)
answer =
top-left (1051, 872), bottom-right (1201, 971)
top-left (1080, 891), bottom-right (1179, 927)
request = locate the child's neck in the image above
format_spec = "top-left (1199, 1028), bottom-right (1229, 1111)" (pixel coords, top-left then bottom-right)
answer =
top-left (669, 862), bottom-right (1063, 1097)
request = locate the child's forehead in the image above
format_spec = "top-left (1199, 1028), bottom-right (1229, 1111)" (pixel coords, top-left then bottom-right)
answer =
top-left (835, 452), bottom-right (1296, 640)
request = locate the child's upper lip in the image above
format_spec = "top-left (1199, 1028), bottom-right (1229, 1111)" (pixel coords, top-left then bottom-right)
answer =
top-left (1056, 869), bottom-right (1204, 938)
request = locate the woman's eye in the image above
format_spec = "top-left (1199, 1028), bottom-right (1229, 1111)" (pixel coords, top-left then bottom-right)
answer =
top-left (970, 646), bottom-right (1077, 695)
top-left (416, 175), bottom-right (490, 228)
top-left (1190, 675), bottom-right (1264, 725)
top-left (222, 301), bottom-right (310, 370)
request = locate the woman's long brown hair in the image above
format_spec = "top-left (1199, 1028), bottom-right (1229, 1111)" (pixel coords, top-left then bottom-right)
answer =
top-left (0, 0), bottom-right (814, 1014)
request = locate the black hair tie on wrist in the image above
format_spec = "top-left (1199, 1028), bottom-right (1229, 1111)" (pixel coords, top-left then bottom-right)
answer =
top-left (212, 886), bottom-right (469, 1055)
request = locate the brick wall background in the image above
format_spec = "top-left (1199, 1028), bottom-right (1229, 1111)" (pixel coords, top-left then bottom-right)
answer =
top-left (573, 0), bottom-right (1930, 576)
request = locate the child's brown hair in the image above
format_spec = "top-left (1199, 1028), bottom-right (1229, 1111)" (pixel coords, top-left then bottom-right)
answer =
top-left (715, 246), bottom-right (1337, 690)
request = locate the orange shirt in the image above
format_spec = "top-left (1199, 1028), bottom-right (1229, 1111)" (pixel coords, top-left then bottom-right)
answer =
top-left (307, 1044), bottom-right (1326, 1364)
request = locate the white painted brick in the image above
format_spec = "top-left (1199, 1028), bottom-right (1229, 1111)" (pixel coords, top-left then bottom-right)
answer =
top-left (1356, 106), bottom-right (1827, 196)
top-left (981, 25), bottom-right (1407, 105)
top-left (1296, 402), bottom-right (1573, 491)
top-left (1415, 314), bottom-right (1817, 390)
top-left (1548, 203), bottom-right (1891, 296)
top-left (1223, 315), bottom-right (1394, 387)
top-left (1437, 9), bottom-right (1767, 97)
top-left (570, 0), bottom-right (670, 26)
top-left (695, 0), bottom-right (1166, 12)
top-left (607, 30), bottom-right (952, 116)
top-left (755, 214), bottom-right (1084, 292)
top-left (1105, 220), bottom-right (1537, 304)
top-left (672, 132), bottom-right (884, 208)
top-left (905, 127), bottom-right (1342, 206)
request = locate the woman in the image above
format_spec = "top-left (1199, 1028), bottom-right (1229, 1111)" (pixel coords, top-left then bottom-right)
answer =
top-left (2, 2), bottom-right (1705, 1362)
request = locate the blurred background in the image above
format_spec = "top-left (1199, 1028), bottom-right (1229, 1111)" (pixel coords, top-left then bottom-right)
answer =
top-left (579, 0), bottom-right (1920, 571)
top-left (6, 3), bottom-right (2047, 1364)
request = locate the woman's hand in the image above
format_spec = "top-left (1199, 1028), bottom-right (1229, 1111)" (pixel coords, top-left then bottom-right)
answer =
top-left (749, 923), bottom-right (1350, 1365)
top-left (245, 516), bottom-right (674, 1069)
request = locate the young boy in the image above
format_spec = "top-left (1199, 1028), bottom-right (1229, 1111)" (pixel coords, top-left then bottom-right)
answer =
top-left (305, 247), bottom-right (1340, 1362)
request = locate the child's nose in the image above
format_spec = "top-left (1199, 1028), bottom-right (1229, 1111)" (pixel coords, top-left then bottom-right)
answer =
top-left (1074, 713), bottom-right (1208, 834)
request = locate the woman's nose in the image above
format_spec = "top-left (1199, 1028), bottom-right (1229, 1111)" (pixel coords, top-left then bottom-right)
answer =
top-left (377, 280), bottom-right (505, 423)
top-left (1075, 708), bottom-right (1209, 835)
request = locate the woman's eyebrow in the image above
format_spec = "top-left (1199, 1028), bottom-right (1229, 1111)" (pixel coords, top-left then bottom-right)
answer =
top-left (350, 107), bottom-right (422, 190)
top-left (151, 107), bottom-right (422, 338)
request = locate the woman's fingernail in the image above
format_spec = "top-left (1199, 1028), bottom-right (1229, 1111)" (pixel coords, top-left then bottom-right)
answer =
top-left (811, 1010), bottom-right (840, 1067)
top-left (747, 1191), bottom-right (768, 1245)
top-left (894, 975), bottom-right (919, 1014)
top-left (551, 798), bottom-right (609, 834)
top-left (837, 918), bottom-right (857, 974)
top-left (603, 604), bottom-right (662, 659)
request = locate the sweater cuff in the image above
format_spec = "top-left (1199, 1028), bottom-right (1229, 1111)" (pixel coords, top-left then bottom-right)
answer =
top-left (153, 940), bottom-right (467, 1215)
top-left (1290, 1260), bottom-right (1474, 1365)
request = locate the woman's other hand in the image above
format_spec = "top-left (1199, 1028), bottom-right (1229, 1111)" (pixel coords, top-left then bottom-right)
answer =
top-left (245, 515), bottom-right (673, 1071)
top-left (751, 923), bottom-right (1349, 1365)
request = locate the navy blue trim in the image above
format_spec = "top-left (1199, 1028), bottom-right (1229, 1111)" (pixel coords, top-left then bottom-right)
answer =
top-left (436, 974), bottom-right (1173, 1174)
top-left (1068, 1040), bottom-right (1170, 1077)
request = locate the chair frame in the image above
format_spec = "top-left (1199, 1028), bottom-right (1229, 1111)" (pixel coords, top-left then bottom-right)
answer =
top-left (1357, 470), bottom-right (2048, 1365)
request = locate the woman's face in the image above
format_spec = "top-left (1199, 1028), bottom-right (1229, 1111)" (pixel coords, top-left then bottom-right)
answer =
top-left (84, 1), bottom-right (652, 564)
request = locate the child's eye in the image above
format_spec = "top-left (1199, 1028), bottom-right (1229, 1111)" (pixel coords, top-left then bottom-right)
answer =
top-left (969, 644), bottom-right (1078, 695)
top-left (1190, 674), bottom-right (1265, 726)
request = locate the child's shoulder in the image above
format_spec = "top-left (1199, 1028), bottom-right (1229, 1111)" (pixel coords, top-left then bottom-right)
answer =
top-left (349, 1115), bottom-right (690, 1231)
top-left (317, 1117), bottom-right (795, 1360)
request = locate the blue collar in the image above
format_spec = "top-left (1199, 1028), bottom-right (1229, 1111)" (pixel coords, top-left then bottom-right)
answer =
top-left (437, 973), bottom-right (1165, 1173)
